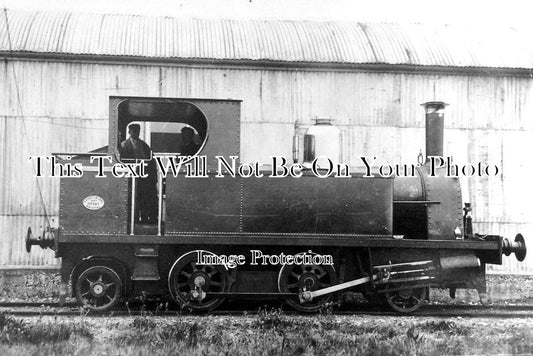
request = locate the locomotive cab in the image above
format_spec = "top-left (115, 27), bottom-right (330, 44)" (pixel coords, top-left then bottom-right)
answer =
top-left (115, 99), bottom-right (209, 235)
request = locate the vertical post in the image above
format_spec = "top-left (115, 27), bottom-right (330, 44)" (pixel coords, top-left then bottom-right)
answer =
top-left (421, 101), bottom-right (448, 161)
top-left (157, 171), bottom-right (163, 236)
top-left (292, 120), bottom-right (300, 163)
top-left (130, 176), bottom-right (136, 236)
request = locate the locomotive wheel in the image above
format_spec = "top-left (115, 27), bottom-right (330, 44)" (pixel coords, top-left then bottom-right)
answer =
top-left (384, 285), bottom-right (426, 313)
top-left (278, 258), bottom-right (337, 312)
top-left (168, 250), bottom-right (229, 312)
top-left (75, 266), bottom-right (122, 311)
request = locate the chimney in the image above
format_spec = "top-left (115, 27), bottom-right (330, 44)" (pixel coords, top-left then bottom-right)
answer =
top-left (421, 101), bottom-right (448, 160)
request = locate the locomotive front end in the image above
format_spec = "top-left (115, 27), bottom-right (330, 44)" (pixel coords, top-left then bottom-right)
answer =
top-left (294, 101), bottom-right (527, 310)
top-left (390, 101), bottom-right (526, 303)
top-left (393, 102), bottom-right (526, 261)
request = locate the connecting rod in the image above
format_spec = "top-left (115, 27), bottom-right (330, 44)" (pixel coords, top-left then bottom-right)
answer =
top-left (299, 274), bottom-right (379, 302)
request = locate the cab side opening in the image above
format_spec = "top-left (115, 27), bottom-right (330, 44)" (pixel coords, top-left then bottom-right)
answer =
top-left (116, 99), bottom-right (209, 235)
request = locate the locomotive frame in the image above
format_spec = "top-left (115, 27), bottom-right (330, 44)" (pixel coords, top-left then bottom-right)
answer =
top-left (26, 96), bottom-right (526, 313)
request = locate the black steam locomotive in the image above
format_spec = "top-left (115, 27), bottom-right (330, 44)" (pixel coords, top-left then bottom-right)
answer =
top-left (26, 96), bottom-right (526, 313)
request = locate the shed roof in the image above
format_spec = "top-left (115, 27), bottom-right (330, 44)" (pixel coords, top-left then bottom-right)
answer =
top-left (1, 9), bottom-right (533, 71)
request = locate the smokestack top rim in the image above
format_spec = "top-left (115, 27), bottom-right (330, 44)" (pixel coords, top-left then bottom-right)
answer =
top-left (313, 117), bottom-right (334, 125)
top-left (421, 101), bottom-right (449, 109)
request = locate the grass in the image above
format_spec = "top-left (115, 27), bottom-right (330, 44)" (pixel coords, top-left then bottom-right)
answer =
top-left (0, 310), bottom-right (532, 355)
top-left (0, 312), bottom-right (92, 344)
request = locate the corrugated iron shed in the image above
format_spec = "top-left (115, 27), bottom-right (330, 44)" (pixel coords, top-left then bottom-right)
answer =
top-left (1, 9), bottom-right (533, 70)
top-left (0, 9), bottom-right (531, 276)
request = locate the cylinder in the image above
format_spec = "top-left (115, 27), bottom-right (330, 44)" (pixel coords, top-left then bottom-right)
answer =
top-left (440, 255), bottom-right (480, 270)
top-left (421, 101), bottom-right (447, 160)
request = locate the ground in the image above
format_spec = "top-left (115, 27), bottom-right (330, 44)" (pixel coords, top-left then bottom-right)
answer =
top-left (1, 270), bottom-right (532, 355)
top-left (1, 311), bottom-right (533, 355)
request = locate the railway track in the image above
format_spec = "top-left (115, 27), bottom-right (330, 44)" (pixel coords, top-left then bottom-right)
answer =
top-left (0, 302), bottom-right (532, 318)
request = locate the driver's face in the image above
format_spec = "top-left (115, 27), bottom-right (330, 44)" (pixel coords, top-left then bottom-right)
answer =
top-left (129, 128), bottom-right (139, 139)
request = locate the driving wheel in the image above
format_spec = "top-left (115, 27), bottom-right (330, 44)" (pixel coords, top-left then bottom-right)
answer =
top-left (278, 255), bottom-right (336, 312)
top-left (384, 285), bottom-right (426, 313)
top-left (75, 266), bottom-right (122, 311)
top-left (168, 250), bottom-right (229, 311)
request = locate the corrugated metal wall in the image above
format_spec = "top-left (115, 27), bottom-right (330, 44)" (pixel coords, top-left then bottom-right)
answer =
top-left (1, 59), bottom-right (532, 273)
top-left (3, 9), bottom-right (533, 69)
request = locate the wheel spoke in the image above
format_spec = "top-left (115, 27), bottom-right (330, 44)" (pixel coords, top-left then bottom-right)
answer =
top-left (169, 252), bottom-right (230, 311)
top-left (391, 294), bottom-right (402, 303)
top-left (279, 261), bottom-right (336, 312)
top-left (105, 282), bottom-right (115, 288)
top-left (191, 262), bottom-right (203, 271)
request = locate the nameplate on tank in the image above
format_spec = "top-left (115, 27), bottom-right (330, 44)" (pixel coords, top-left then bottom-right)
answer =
top-left (82, 195), bottom-right (105, 210)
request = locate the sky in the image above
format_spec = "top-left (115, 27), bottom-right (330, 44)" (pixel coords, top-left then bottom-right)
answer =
top-left (2, 0), bottom-right (533, 29)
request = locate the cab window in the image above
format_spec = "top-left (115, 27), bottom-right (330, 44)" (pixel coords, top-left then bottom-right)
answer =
top-left (117, 100), bottom-right (208, 160)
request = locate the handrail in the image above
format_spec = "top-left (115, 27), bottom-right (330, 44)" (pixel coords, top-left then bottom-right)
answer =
top-left (157, 172), bottom-right (163, 236)
top-left (130, 177), bottom-right (136, 236)
top-left (52, 152), bottom-right (109, 156)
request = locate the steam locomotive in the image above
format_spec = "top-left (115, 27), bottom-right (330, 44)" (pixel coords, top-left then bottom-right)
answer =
top-left (26, 96), bottom-right (526, 313)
